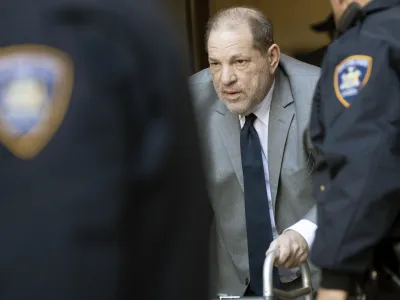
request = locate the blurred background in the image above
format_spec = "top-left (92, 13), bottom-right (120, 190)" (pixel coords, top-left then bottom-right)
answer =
top-left (165, 0), bottom-right (333, 74)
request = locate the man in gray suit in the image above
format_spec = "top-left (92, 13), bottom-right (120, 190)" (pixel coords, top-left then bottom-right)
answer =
top-left (190, 7), bottom-right (320, 299)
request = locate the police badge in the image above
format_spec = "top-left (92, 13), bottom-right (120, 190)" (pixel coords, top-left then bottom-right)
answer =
top-left (0, 45), bottom-right (74, 159)
top-left (334, 55), bottom-right (373, 108)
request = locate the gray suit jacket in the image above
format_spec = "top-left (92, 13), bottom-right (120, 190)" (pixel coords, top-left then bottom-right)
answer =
top-left (190, 54), bottom-right (320, 296)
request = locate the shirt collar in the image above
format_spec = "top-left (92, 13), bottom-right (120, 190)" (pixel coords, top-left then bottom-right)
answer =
top-left (239, 80), bottom-right (275, 128)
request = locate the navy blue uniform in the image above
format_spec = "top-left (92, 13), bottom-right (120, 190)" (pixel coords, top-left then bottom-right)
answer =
top-left (309, 0), bottom-right (400, 296)
top-left (0, 1), bottom-right (211, 300)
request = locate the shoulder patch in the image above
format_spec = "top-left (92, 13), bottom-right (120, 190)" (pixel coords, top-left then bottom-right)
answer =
top-left (0, 45), bottom-right (74, 159)
top-left (334, 55), bottom-right (372, 108)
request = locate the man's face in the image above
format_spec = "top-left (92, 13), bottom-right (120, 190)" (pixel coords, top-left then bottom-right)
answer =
top-left (207, 24), bottom-right (279, 116)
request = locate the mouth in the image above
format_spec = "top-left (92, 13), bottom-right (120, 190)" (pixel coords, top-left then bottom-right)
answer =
top-left (222, 91), bottom-right (241, 99)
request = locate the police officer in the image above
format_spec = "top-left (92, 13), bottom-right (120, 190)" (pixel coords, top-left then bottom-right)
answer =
top-left (308, 0), bottom-right (400, 299)
top-left (0, 1), bottom-right (211, 300)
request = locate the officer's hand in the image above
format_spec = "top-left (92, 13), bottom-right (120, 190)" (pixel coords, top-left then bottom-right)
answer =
top-left (316, 288), bottom-right (347, 300)
top-left (266, 230), bottom-right (308, 268)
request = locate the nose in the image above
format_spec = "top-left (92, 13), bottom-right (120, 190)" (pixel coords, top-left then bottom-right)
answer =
top-left (220, 65), bottom-right (237, 86)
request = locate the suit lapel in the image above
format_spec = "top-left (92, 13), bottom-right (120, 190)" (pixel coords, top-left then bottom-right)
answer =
top-left (268, 68), bottom-right (295, 208)
top-left (214, 101), bottom-right (244, 190)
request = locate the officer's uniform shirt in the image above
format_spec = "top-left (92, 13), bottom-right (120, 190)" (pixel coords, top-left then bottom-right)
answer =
top-left (0, 1), bottom-right (211, 300)
top-left (309, 0), bottom-right (400, 292)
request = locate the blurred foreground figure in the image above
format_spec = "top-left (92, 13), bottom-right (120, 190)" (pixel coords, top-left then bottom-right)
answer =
top-left (309, 0), bottom-right (400, 299)
top-left (0, 1), bottom-right (211, 300)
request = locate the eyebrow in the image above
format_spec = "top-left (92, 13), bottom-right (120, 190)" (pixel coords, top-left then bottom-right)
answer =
top-left (230, 54), bottom-right (248, 61)
top-left (209, 54), bottom-right (249, 63)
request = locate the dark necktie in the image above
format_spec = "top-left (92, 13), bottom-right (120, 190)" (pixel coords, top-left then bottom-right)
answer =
top-left (240, 113), bottom-right (280, 295)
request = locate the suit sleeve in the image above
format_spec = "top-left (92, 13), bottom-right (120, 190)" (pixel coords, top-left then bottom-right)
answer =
top-left (310, 41), bottom-right (400, 290)
top-left (119, 3), bottom-right (212, 300)
top-left (285, 77), bottom-right (321, 247)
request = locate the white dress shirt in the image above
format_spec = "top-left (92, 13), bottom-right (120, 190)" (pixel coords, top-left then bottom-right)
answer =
top-left (239, 81), bottom-right (317, 283)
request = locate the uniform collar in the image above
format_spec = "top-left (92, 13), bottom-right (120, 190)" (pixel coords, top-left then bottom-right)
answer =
top-left (365, 0), bottom-right (400, 14)
top-left (336, 0), bottom-right (399, 36)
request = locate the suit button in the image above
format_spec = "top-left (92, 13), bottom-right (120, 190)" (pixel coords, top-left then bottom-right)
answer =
top-left (320, 185), bottom-right (325, 191)
top-left (245, 277), bottom-right (249, 285)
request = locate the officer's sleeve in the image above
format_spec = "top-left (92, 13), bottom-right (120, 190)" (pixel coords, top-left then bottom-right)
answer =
top-left (311, 41), bottom-right (400, 291)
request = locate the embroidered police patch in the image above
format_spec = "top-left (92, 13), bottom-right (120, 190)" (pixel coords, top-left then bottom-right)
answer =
top-left (334, 55), bottom-right (372, 108)
top-left (0, 45), bottom-right (74, 159)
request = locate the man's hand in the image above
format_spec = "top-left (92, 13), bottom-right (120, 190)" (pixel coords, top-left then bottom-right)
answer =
top-left (316, 288), bottom-right (348, 300)
top-left (267, 230), bottom-right (309, 268)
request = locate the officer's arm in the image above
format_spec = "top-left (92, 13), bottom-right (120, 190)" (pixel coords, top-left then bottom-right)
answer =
top-left (311, 43), bottom-right (400, 291)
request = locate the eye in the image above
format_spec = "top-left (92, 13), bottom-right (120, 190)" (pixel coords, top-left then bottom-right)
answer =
top-left (209, 62), bottom-right (220, 67)
top-left (235, 60), bottom-right (247, 66)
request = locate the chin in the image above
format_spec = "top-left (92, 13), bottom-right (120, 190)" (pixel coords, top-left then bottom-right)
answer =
top-left (226, 103), bottom-right (250, 116)
top-left (218, 95), bottom-right (250, 115)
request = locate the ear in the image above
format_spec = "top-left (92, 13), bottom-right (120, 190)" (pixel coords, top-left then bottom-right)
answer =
top-left (267, 44), bottom-right (280, 75)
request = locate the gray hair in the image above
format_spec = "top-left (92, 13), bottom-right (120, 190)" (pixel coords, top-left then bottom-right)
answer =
top-left (205, 7), bottom-right (274, 54)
